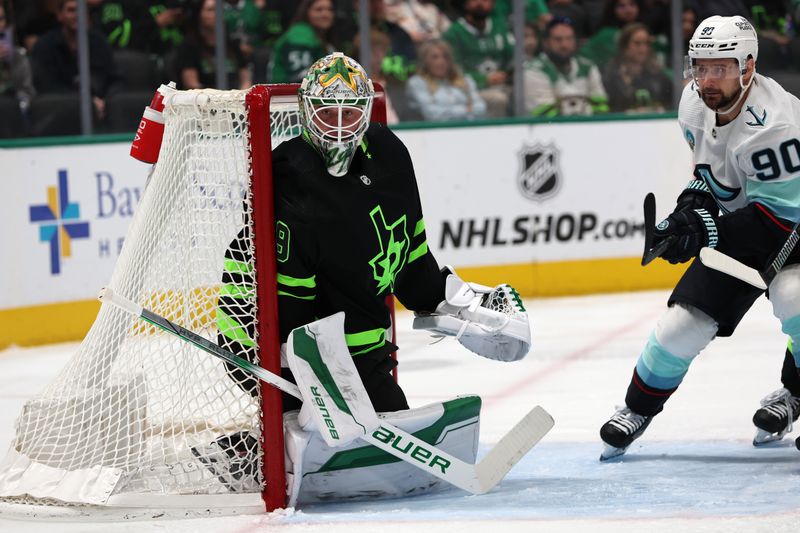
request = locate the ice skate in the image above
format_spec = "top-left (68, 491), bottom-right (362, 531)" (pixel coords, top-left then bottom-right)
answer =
top-left (599, 407), bottom-right (652, 461)
top-left (191, 432), bottom-right (260, 492)
top-left (752, 387), bottom-right (800, 446)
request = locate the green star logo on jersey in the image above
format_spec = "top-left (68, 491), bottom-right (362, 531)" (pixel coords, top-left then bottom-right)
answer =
top-left (368, 206), bottom-right (409, 294)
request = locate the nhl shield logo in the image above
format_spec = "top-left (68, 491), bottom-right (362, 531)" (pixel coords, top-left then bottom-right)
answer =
top-left (518, 143), bottom-right (561, 201)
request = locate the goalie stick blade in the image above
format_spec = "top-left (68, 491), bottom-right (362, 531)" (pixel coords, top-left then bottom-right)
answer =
top-left (474, 405), bottom-right (554, 494)
top-left (698, 248), bottom-right (768, 290)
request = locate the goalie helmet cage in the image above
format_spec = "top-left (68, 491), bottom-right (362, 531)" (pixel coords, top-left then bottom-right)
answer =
top-left (0, 84), bottom-right (389, 517)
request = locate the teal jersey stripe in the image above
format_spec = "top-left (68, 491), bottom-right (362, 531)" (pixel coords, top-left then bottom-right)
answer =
top-left (747, 179), bottom-right (800, 223)
top-left (635, 332), bottom-right (695, 390)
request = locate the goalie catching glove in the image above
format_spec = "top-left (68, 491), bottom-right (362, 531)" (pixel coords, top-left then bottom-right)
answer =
top-left (413, 267), bottom-right (531, 361)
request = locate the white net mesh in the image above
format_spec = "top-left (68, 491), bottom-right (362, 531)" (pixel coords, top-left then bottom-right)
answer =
top-left (0, 88), bottom-right (301, 509)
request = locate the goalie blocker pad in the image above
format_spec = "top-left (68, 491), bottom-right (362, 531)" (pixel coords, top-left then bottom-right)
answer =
top-left (284, 395), bottom-right (481, 506)
top-left (413, 269), bottom-right (531, 362)
top-left (287, 312), bottom-right (380, 447)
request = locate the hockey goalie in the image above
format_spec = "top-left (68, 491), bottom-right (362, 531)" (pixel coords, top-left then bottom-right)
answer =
top-left (204, 53), bottom-right (548, 505)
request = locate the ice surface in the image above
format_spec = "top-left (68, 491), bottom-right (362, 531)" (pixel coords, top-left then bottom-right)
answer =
top-left (1, 290), bottom-right (798, 532)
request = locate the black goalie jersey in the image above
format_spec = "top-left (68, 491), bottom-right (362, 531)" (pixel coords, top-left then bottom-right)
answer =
top-left (272, 123), bottom-right (445, 352)
top-left (216, 123), bottom-right (446, 404)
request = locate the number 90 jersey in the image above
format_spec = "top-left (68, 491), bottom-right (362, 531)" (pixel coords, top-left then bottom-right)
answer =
top-left (678, 74), bottom-right (800, 222)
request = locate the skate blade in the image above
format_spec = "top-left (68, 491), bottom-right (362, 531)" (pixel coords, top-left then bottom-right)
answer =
top-left (752, 428), bottom-right (788, 447)
top-left (599, 444), bottom-right (628, 461)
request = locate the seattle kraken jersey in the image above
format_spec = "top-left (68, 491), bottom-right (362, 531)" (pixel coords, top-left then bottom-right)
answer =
top-left (272, 123), bottom-right (445, 356)
top-left (678, 74), bottom-right (800, 222)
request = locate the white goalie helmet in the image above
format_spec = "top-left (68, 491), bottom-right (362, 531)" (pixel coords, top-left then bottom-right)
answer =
top-left (298, 52), bottom-right (375, 177)
top-left (687, 15), bottom-right (758, 80)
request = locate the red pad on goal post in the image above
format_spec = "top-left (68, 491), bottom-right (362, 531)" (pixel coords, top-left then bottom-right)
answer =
top-left (247, 84), bottom-right (391, 511)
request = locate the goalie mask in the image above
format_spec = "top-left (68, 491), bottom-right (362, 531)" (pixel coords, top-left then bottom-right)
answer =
top-left (298, 53), bottom-right (375, 177)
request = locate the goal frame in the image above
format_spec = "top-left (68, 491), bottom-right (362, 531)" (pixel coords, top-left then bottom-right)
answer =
top-left (248, 83), bottom-right (389, 511)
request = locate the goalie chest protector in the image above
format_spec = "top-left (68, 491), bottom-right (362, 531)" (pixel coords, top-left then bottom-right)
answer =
top-left (271, 123), bottom-right (444, 348)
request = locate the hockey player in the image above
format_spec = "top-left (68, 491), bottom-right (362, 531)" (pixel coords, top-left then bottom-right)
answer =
top-left (599, 15), bottom-right (800, 460)
top-left (204, 52), bottom-right (531, 494)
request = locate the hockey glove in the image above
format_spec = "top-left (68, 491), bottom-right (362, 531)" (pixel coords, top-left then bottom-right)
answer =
top-left (412, 267), bottom-right (531, 362)
top-left (655, 208), bottom-right (718, 264)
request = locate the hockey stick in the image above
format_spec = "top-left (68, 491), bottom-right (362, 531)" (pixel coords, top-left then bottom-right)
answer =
top-left (699, 220), bottom-right (800, 290)
top-left (641, 193), bottom-right (677, 266)
top-left (98, 287), bottom-right (554, 495)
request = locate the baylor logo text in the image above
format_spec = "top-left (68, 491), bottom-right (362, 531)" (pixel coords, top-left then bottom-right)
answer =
top-left (372, 425), bottom-right (451, 473)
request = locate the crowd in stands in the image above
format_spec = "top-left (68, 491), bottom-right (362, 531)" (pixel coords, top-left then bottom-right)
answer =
top-left (1, 0), bottom-right (799, 138)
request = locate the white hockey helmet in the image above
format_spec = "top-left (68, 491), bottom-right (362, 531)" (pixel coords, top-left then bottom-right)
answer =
top-left (298, 53), bottom-right (374, 177)
top-left (687, 15), bottom-right (758, 78)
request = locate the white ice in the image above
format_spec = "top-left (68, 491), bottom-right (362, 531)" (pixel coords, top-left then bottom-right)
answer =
top-left (1, 289), bottom-right (799, 532)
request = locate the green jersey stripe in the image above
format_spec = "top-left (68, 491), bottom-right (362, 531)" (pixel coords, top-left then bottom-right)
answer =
top-left (216, 308), bottom-right (256, 347)
top-left (277, 273), bottom-right (317, 288)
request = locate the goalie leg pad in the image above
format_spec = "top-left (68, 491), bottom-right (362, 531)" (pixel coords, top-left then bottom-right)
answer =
top-left (287, 312), bottom-right (379, 447)
top-left (284, 395), bottom-right (481, 507)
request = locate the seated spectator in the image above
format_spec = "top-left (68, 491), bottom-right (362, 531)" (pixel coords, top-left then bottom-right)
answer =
top-left (443, 0), bottom-right (513, 117)
top-left (748, 1), bottom-right (799, 72)
top-left (602, 22), bottom-right (671, 113)
top-left (267, 0), bottom-right (335, 83)
top-left (524, 17), bottom-right (608, 116)
top-left (0, 2), bottom-right (35, 113)
top-left (30, 0), bottom-right (118, 120)
top-left (352, 27), bottom-right (400, 124)
top-left (92, 2), bottom-right (187, 55)
top-left (384, 0), bottom-right (451, 43)
top-left (406, 38), bottom-right (487, 121)
top-left (174, 0), bottom-right (251, 89)
top-left (223, 0), bottom-right (295, 59)
top-left (548, 0), bottom-right (590, 39)
top-left (493, 0), bottom-right (552, 30)
top-left (579, 0), bottom-right (642, 70)
top-left (334, 0), bottom-right (418, 83)
top-left (523, 20), bottom-right (540, 60)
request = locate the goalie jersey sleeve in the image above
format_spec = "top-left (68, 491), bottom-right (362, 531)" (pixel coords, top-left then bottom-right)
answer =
top-left (272, 123), bottom-right (445, 357)
top-left (678, 75), bottom-right (800, 224)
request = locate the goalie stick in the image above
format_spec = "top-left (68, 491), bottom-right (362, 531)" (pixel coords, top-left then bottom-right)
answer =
top-left (98, 287), bottom-right (554, 495)
top-left (699, 220), bottom-right (800, 290)
top-left (641, 192), bottom-right (677, 266)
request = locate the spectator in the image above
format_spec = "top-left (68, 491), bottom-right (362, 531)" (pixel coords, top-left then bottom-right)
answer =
top-left (524, 16), bottom-right (608, 116)
top-left (696, 0), bottom-right (748, 19)
top-left (579, 0), bottom-right (642, 70)
top-left (174, 0), bottom-right (251, 89)
top-left (13, 0), bottom-right (59, 52)
top-left (0, 1), bottom-right (35, 113)
top-left (602, 22), bottom-right (671, 113)
top-left (334, 0), bottom-right (417, 83)
top-left (384, 0), bottom-right (451, 43)
top-left (748, 1), bottom-right (799, 72)
top-left (443, 0), bottom-right (514, 117)
top-left (493, 0), bottom-right (552, 30)
top-left (352, 27), bottom-right (400, 124)
top-left (681, 4), bottom-right (699, 51)
top-left (406, 38), bottom-right (487, 121)
top-left (224, 0), bottom-right (295, 59)
top-left (523, 20), bottom-right (540, 60)
top-left (30, 0), bottom-right (117, 120)
top-left (548, 0), bottom-right (590, 39)
top-left (267, 0), bottom-right (335, 83)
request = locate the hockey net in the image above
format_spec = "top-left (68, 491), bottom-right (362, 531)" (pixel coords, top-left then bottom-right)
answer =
top-left (0, 85), bottom-right (386, 517)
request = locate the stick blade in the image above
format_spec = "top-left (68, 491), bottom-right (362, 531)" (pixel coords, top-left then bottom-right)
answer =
top-left (474, 405), bottom-right (554, 493)
top-left (699, 247), bottom-right (768, 290)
